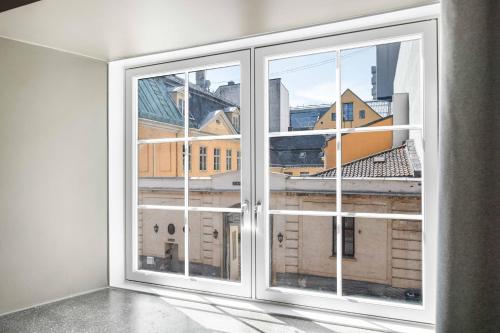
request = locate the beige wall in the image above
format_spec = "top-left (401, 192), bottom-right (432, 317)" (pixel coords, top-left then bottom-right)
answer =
top-left (0, 37), bottom-right (108, 315)
top-left (140, 189), bottom-right (422, 289)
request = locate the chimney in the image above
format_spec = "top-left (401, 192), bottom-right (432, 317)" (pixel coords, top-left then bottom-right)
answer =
top-left (195, 71), bottom-right (210, 91)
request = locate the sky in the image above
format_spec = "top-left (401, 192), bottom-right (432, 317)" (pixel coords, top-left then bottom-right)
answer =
top-left (187, 46), bottom-right (376, 108)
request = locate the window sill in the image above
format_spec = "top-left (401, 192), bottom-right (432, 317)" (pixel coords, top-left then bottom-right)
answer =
top-left (329, 256), bottom-right (357, 262)
top-left (112, 281), bottom-right (434, 333)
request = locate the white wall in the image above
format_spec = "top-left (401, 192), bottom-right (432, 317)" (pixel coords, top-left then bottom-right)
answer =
top-left (0, 37), bottom-right (108, 315)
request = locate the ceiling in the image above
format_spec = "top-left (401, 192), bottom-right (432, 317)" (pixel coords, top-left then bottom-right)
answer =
top-left (0, 0), bottom-right (437, 61)
top-left (0, 0), bottom-right (40, 13)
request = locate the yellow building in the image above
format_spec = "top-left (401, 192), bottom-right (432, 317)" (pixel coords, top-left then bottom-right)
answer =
top-left (323, 116), bottom-right (394, 169)
top-left (138, 75), bottom-right (241, 178)
top-left (314, 89), bottom-right (390, 130)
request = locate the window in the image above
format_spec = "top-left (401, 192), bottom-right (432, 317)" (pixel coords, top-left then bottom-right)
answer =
top-left (199, 146), bottom-right (207, 171)
top-left (121, 20), bottom-right (437, 323)
top-left (226, 149), bottom-right (232, 170)
top-left (332, 217), bottom-right (355, 257)
top-left (342, 103), bottom-right (353, 121)
top-left (214, 148), bottom-right (221, 171)
top-left (331, 112), bottom-right (336, 121)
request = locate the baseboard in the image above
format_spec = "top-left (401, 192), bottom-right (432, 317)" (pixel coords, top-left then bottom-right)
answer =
top-left (0, 286), bottom-right (109, 317)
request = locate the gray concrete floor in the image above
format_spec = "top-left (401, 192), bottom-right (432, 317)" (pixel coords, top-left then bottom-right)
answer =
top-left (0, 288), bottom-right (409, 333)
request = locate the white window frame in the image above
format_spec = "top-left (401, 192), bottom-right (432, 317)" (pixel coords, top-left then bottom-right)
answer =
top-left (254, 20), bottom-right (437, 323)
top-left (109, 4), bottom-right (439, 325)
top-left (124, 50), bottom-right (252, 298)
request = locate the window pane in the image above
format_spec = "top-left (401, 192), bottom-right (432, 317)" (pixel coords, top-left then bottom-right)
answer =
top-left (138, 209), bottom-right (185, 275)
top-left (188, 211), bottom-right (241, 282)
top-left (138, 142), bottom-right (184, 206)
top-left (270, 214), bottom-right (337, 294)
top-left (340, 40), bottom-right (422, 129)
top-left (189, 140), bottom-right (241, 209)
top-left (138, 73), bottom-right (185, 140)
top-left (188, 65), bottom-right (241, 136)
top-left (342, 218), bottom-right (422, 305)
top-left (269, 135), bottom-right (336, 211)
top-left (268, 52), bottom-right (337, 132)
top-left (336, 130), bottom-right (423, 215)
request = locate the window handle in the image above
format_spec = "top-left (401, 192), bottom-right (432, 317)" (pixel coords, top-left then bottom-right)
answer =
top-left (254, 201), bottom-right (262, 215)
top-left (241, 200), bottom-right (250, 229)
top-left (241, 200), bottom-right (250, 213)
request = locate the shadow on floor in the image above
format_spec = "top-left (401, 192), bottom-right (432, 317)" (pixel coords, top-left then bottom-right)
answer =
top-left (0, 288), bottom-right (422, 333)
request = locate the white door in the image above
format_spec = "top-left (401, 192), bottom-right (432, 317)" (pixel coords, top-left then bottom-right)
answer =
top-left (125, 50), bottom-right (252, 297)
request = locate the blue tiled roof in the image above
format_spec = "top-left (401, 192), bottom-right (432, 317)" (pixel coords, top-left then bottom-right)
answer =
top-left (138, 77), bottom-right (183, 126)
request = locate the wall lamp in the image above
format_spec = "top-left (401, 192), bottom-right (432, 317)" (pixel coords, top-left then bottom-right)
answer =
top-left (277, 232), bottom-right (284, 244)
top-left (213, 229), bottom-right (219, 239)
top-left (153, 224), bottom-right (159, 233)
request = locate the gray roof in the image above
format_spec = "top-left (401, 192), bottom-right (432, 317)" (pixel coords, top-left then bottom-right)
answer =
top-left (366, 100), bottom-right (392, 117)
top-left (313, 141), bottom-right (420, 178)
top-left (289, 105), bottom-right (331, 130)
top-left (270, 136), bottom-right (326, 167)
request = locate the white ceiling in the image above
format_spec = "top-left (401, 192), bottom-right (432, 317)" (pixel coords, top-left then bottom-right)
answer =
top-left (0, 0), bottom-right (437, 61)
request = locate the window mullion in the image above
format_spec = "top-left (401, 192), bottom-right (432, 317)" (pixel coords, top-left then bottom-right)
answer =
top-left (335, 49), bottom-right (343, 297)
top-left (183, 71), bottom-right (190, 277)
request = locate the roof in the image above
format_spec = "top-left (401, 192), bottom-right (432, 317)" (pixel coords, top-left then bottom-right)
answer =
top-left (290, 105), bottom-right (331, 130)
top-left (138, 75), bottom-right (239, 133)
top-left (270, 136), bottom-right (326, 167)
top-left (138, 77), bottom-right (183, 126)
top-left (312, 140), bottom-right (420, 178)
top-left (366, 100), bottom-right (392, 117)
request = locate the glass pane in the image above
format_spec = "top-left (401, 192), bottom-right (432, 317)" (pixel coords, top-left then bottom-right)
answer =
top-left (270, 214), bottom-right (337, 294)
top-left (138, 73), bottom-right (185, 140)
top-left (188, 211), bottom-right (241, 282)
top-left (138, 142), bottom-right (184, 206)
top-left (188, 65), bottom-right (241, 136)
top-left (269, 135), bottom-right (336, 211)
top-left (340, 40), bottom-right (422, 129)
top-left (268, 51), bottom-right (337, 132)
top-left (189, 140), bottom-right (241, 209)
top-left (138, 209), bottom-right (185, 275)
top-left (341, 218), bottom-right (422, 304)
top-left (337, 130), bottom-right (423, 214)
